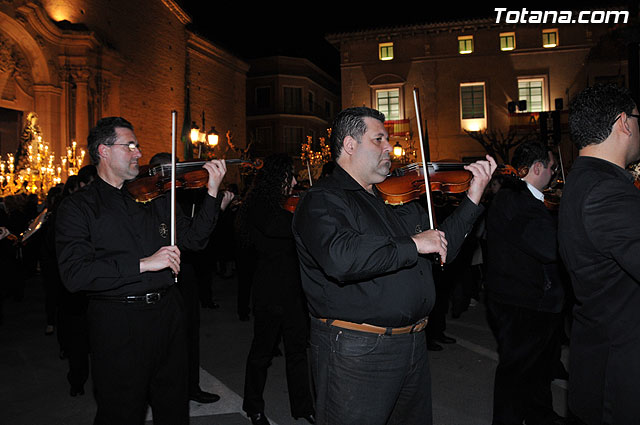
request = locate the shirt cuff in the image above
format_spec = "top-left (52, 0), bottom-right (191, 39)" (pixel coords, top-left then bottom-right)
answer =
top-left (396, 235), bottom-right (419, 267)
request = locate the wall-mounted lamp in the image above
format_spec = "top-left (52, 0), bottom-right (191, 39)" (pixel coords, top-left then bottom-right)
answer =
top-left (393, 141), bottom-right (404, 158)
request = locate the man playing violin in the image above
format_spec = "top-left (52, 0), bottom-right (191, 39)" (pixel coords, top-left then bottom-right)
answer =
top-left (559, 84), bottom-right (640, 425)
top-left (292, 106), bottom-right (496, 425)
top-left (485, 140), bottom-right (567, 425)
top-left (56, 117), bottom-right (227, 424)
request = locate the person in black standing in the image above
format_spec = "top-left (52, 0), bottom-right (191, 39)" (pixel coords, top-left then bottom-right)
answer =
top-left (559, 84), bottom-right (640, 424)
top-left (148, 152), bottom-right (234, 404)
top-left (292, 107), bottom-right (495, 425)
top-left (239, 153), bottom-right (315, 425)
top-left (56, 117), bottom-right (227, 424)
top-left (485, 141), bottom-right (566, 425)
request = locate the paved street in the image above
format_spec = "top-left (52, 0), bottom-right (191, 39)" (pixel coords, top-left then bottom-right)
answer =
top-left (0, 272), bottom-right (570, 425)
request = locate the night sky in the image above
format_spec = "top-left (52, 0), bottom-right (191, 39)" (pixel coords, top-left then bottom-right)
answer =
top-left (177, 1), bottom-right (633, 78)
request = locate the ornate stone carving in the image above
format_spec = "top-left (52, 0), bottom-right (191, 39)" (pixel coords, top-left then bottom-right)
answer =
top-left (0, 33), bottom-right (33, 94)
top-left (71, 68), bottom-right (91, 83)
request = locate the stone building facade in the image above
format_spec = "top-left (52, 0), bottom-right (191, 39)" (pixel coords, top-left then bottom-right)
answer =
top-left (0, 0), bottom-right (248, 169)
top-left (246, 56), bottom-right (340, 158)
top-left (326, 13), bottom-right (633, 164)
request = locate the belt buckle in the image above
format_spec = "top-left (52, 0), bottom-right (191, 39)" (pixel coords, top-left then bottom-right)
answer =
top-left (145, 292), bottom-right (161, 304)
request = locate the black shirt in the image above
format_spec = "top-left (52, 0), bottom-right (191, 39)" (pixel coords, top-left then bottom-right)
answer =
top-left (56, 176), bottom-right (220, 296)
top-left (292, 164), bottom-right (483, 328)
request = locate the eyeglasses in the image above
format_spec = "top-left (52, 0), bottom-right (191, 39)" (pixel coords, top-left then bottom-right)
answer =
top-left (109, 142), bottom-right (141, 152)
top-left (612, 113), bottom-right (640, 125)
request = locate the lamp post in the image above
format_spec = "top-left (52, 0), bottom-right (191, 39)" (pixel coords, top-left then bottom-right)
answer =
top-left (190, 112), bottom-right (219, 158)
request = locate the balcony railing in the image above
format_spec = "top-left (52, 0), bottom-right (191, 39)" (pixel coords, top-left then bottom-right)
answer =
top-left (384, 119), bottom-right (411, 137)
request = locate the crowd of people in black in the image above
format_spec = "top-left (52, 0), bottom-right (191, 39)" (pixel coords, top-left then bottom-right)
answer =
top-left (2, 82), bottom-right (640, 425)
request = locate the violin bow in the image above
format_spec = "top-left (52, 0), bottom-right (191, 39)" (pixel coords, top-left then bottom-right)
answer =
top-left (413, 88), bottom-right (437, 231)
top-left (170, 110), bottom-right (178, 283)
top-left (413, 87), bottom-right (443, 267)
top-left (306, 160), bottom-right (313, 186)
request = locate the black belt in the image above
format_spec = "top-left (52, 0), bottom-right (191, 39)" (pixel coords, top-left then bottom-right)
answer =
top-left (90, 289), bottom-right (168, 304)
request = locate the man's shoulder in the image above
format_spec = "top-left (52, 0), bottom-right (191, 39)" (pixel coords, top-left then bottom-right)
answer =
top-left (58, 183), bottom-right (102, 214)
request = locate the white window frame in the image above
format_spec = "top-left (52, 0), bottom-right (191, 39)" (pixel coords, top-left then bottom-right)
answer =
top-left (500, 32), bottom-right (516, 51)
top-left (460, 82), bottom-right (487, 131)
top-left (374, 86), bottom-right (403, 120)
top-left (517, 76), bottom-right (548, 112)
top-left (542, 29), bottom-right (558, 48)
top-left (458, 35), bottom-right (473, 54)
top-left (379, 42), bottom-right (394, 61)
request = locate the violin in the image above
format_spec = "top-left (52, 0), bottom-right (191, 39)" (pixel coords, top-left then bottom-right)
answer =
top-left (376, 162), bottom-right (516, 206)
top-left (125, 158), bottom-right (263, 203)
top-left (283, 190), bottom-right (303, 213)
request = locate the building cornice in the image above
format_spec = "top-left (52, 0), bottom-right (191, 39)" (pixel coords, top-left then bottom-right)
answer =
top-left (187, 31), bottom-right (250, 74)
top-left (247, 114), bottom-right (330, 124)
top-left (16, 2), bottom-right (99, 49)
top-left (161, 0), bottom-right (192, 25)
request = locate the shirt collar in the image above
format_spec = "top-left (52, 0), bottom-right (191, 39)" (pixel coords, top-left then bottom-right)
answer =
top-left (524, 180), bottom-right (545, 202)
top-left (331, 163), bottom-right (368, 191)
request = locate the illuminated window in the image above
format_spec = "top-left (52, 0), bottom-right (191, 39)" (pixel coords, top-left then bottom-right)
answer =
top-left (376, 89), bottom-right (400, 120)
top-left (542, 29), bottom-right (558, 48)
top-left (500, 32), bottom-right (516, 51)
top-left (458, 36), bottom-right (473, 54)
top-left (379, 42), bottom-right (394, 61)
top-left (518, 78), bottom-right (546, 112)
top-left (460, 83), bottom-right (486, 131)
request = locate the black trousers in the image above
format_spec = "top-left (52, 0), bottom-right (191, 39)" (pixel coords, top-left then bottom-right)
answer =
top-left (58, 290), bottom-right (90, 389)
top-left (88, 286), bottom-right (188, 425)
top-left (242, 301), bottom-right (314, 418)
top-left (177, 262), bottom-right (202, 394)
top-left (487, 298), bottom-right (563, 425)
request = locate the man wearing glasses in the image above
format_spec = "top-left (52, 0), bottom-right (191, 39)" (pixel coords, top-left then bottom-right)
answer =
top-left (56, 117), bottom-right (227, 424)
top-left (559, 84), bottom-right (640, 425)
top-left (485, 140), bottom-right (567, 425)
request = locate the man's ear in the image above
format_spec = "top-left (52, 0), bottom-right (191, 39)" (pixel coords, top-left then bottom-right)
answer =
top-left (97, 144), bottom-right (109, 161)
top-left (342, 136), bottom-right (357, 156)
top-left (616, 112), bottom-right (633, 137)
top-left (533, 161), bottom-right (542, 176)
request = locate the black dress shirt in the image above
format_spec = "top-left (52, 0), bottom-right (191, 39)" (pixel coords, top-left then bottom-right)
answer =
top-left (558, 156), bottom-right (640, 424)
top-left (292, 164), bottom-right (483, 328)
top-left (56, 176), bottom-right (219, 296)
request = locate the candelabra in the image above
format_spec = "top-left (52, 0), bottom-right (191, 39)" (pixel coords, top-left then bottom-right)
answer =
top-left (300, 134), bottom-right (332, 183)
top-left (62, 140), bottom-right (86, 176)
top-left (0, 135), bottom-right (66, 200)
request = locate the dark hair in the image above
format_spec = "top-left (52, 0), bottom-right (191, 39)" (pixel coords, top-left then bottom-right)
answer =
top-left (45, 185), bottom-right (64, 211)
top-left (330, 107), bottom-right (385, 159)
top-left (511, 141), bottom-right (550, 170)
top-left (62, 175), bottom-right (80, 198)
top-left (148, 152), bottom-right (172, 166)
top-left (236, 153), bottom-right (295, 247)
top-left (77, 164), bottom-right (97, 186)
top-left (321, 160), bottom-right (336, 177)
top-left (569, 83), bottom-right (636, 149)
top-left (88, 117), bottom-right (134, 165)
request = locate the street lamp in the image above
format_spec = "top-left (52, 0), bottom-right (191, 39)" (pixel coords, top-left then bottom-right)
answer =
top-left (190, 112), bottom-right (219, 157)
